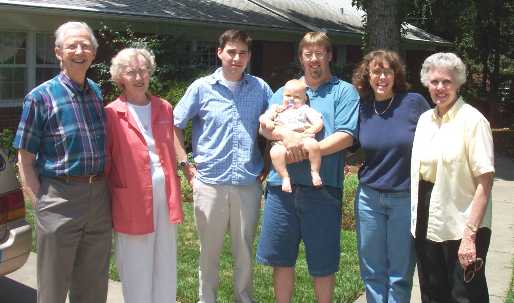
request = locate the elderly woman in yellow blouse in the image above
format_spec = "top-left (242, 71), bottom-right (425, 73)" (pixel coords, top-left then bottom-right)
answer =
top-left (411, 52), bottom-right (494, 303)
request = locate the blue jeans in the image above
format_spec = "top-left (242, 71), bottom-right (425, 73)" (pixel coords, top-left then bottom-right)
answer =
top-left (355, 184), bottom-right (415, 303)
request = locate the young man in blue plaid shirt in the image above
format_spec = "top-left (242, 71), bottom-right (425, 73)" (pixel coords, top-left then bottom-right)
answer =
top-left (13, 22), bottom-right (111, 303)
top-left (174, 29), bottom-right (272, 303)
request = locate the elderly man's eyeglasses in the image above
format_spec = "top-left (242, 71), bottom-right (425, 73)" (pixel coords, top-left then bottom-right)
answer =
top-left (463, 257), bottom-right (484, 283)
top-left (63, 42), bottom-right (93, 52)
top-left (125, 68), bottom-right (150, 78)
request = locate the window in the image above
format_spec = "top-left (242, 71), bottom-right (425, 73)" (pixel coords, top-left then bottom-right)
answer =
top-left (0, 32), bottom-right (59, 106)
top-left (0, 32), bottom-right (27, 105)
top-left (191, 41), bottom-right (218, 68)
top-left (36, 33), bottom-right (59, 85)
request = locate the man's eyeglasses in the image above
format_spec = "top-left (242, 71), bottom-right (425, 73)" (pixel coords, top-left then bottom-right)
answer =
top-left (302, 51), bottom-right (327, 61)
top-left (464, 257), bottom-right (484, 283)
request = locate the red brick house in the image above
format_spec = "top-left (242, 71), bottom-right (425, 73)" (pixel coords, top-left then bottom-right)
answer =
top-left (0, 0), bottom-right (450, 130)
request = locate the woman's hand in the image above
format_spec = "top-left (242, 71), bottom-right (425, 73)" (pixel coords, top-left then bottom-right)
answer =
top-left (184, 165), bottom-right (197, 188)
top-left (458, 228), bottom-right (477, 269)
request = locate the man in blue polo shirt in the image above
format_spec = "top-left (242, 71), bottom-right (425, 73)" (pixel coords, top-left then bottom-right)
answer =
top-left (13, 22), bottom-right (111, 303)
top-left (256, 32), bottom-right (359, 303)
top-left (173, 29), bottom-right (272, 303)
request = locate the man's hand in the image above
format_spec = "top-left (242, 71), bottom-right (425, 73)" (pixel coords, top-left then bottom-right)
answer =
top-left (282, 131), bottom-right (308, 163)
top-left (17, 150), bottom-right (40, 208)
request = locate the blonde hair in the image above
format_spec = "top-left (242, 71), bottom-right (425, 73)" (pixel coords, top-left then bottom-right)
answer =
top-left (110, 48), bottom-right (156, 89)
top-left (298, 32), bottom-right (332, 56)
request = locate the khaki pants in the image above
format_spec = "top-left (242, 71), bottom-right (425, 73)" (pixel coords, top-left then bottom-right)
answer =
top-left (36, 177), bottom-right (112, 303)
top-left (193, 179), bottom-right (262, 303)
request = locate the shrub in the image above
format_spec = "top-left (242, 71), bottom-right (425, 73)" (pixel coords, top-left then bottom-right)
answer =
top-left (493, 128), bottom-right (514, 160)
top-left (0, 128), bottom-right (16, 158)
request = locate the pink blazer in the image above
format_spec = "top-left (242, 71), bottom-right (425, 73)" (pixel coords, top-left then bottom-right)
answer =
top-left (105, 95), bottom-right (183, 234)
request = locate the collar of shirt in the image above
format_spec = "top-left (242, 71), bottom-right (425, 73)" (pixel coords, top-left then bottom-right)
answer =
top-left (58, 72), bottom-right (92, 95)
top-left (432, 96), bottom-right (464, 122)
top-left (302, 75), bottom-right (340, 96)
top-left (208, 67), bottom-right (249, 86)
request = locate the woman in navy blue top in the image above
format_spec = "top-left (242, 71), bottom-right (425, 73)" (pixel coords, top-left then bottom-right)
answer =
top-left (351, 50), bottom-right (430, 303)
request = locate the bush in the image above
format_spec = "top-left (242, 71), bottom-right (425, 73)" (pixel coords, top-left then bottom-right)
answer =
top-left (0, 128), bottom-right (16, 158)
top-left (493, 128), bottom-right (514, 160)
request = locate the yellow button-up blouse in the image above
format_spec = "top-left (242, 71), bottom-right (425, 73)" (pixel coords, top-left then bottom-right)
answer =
top-left (411, 97), bottom-right (495, 242)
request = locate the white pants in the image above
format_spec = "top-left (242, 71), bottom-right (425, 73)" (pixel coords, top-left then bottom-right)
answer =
top-left (115, 174), bottom-right (177, 303)
top-left (193, 179), bottom-right (262, 303)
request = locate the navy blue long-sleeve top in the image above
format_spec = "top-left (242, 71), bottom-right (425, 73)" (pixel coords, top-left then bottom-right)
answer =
top-left (356, 92), bottom-right (430, 192)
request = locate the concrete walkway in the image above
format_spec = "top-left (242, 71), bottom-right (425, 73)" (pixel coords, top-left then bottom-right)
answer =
top-left (355, 153), bottom-right (514, 303)
top-left (1, 253), bottom-right (124, 302)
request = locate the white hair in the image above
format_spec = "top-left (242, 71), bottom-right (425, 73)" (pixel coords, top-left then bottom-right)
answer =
top-left (110, 48), bottom-right (156, 89)
top-left (420, 52), bottom-right (467, 87)
top-left (55, 21), bottom-right (98, 50)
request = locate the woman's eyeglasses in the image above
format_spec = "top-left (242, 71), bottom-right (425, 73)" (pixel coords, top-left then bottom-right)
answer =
top-left (464, 257), bottom-right (484, 283)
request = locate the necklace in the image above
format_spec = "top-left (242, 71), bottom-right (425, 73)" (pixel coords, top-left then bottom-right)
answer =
top-left (373, 95), bottom-right (395, 116)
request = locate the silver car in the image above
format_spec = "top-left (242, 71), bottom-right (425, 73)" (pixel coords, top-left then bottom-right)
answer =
top-left (0, 148), bottom-right (31, 276)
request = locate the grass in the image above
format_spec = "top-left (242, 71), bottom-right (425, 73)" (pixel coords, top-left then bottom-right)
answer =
top-left (24, 172), bottom-right (363, 302)
top-left (506, 258), bottom-right (514, 303)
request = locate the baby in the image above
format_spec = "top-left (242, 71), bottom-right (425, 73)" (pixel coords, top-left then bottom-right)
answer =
top-left (259, 79), bottom-right (324, 192)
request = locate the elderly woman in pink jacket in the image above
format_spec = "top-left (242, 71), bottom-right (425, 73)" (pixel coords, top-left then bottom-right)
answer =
top-left (105, 47), bottom-right (183, 303)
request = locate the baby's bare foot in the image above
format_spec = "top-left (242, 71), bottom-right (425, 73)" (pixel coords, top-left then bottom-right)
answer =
top-left (282, 178), bottom-right (292, 193)
top-left (312, 172), bottom-right (322, 187)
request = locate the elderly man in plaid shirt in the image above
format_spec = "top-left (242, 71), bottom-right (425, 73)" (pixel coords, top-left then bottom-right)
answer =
top-left (13, 21), bottom-right (111, 303)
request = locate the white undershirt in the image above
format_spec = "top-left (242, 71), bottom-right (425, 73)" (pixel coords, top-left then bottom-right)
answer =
top-left (221, 75), bottom-right (240, 93)
top-left (127, 102), bottom-right (164, 179)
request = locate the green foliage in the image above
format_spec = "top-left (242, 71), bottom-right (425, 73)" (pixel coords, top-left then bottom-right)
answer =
top-left (0, 128), bottom-right (16, 158)
top-left (408, 0), bottom-right (514, 123)
top-left (89, 23), bottom-right (214, 103)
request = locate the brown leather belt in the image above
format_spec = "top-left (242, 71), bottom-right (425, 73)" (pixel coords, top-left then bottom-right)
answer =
top-left (54, 175), bottom-right (104, 184)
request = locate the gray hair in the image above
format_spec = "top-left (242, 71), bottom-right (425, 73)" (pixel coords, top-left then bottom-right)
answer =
top-left (420, 52), bottom-right (467, 87)
top-left (55, 21), bottom-right (98, 50)
top-left (110, 48), bottom-right (156, 89)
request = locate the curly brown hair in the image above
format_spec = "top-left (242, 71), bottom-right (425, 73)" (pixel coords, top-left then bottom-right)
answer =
top-left (352, 49), bottom-right (409, 98)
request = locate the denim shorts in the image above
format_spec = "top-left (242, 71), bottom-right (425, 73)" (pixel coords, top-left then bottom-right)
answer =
top-left (256, 185), bottom-right (342, 277)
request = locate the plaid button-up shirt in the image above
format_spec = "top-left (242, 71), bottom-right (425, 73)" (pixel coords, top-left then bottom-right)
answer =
top-left (13, 73), bottom-right (106, 177)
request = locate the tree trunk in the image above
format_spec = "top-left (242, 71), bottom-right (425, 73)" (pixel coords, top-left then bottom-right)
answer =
top-left (365, 0), bottom-right (402, 53)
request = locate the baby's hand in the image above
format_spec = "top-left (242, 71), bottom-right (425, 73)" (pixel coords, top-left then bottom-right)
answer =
top-left (265, 120), bottom-right (275, 129)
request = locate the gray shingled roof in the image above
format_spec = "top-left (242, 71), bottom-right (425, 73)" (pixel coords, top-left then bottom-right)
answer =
top-left (0, 0), bottom-right (305, 31)
top-left (0, 0), bottom-right (449, 44)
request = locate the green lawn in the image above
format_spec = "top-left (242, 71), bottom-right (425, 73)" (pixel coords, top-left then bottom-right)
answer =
top-left (25, 173), bottom-right (363, 302)
top-left (174, 203), bottom-right (363, 303)
top-left (506, 258), bottom-right (514, 303)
